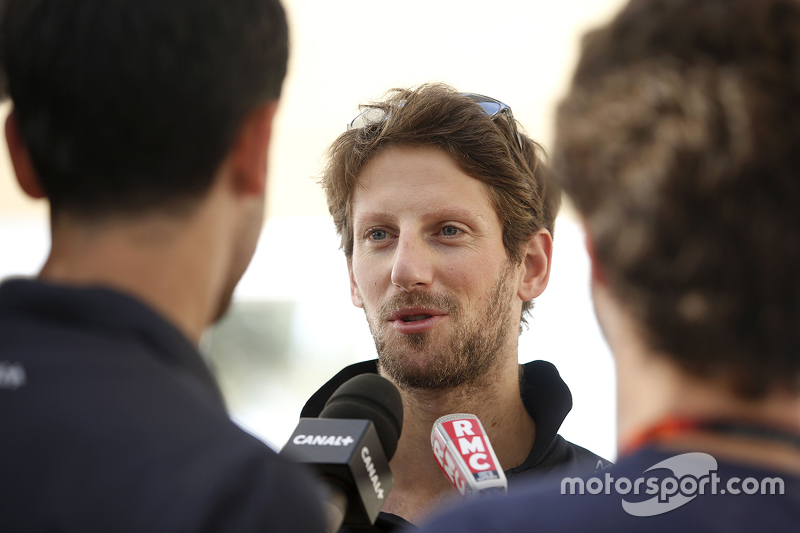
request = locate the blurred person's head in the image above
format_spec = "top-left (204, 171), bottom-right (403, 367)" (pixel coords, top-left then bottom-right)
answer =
top-left (321, 83), bottom-right (560, 330)
top-left (555, 0), bottom-right (800, 399)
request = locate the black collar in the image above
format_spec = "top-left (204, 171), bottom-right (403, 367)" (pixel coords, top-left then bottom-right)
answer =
top-left (300, 358), bottom-right (573, 470)
top-left (0, 278), bottom-right (224, 405)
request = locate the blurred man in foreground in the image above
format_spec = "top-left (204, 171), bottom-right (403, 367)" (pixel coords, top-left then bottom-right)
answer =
top-left (303, 84), bottom-right (609, 531)
top-left (0, 0), bottom-right (324, 531)
top-left (417, 0), bottom-right (800, 531)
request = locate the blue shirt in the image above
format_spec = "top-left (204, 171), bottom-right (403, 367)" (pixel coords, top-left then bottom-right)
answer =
top-left (0, 278), bottom-right (325, 533)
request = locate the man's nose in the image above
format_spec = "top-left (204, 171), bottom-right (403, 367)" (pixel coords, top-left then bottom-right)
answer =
top-left (390, 234), bottom-right (433, 292)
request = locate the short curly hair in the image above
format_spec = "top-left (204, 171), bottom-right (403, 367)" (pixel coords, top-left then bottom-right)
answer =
top-left (555, 0), bottom-right (800, 397)
top-left (320, 83), bottom-right (561, 325)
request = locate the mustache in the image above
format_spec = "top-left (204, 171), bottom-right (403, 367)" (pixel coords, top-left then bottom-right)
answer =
top-left (378, 291), bottom-right (460, 321)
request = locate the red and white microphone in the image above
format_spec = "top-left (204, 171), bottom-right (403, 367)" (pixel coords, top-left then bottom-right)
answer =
top-left (430, 413), bottom-right (508, 496)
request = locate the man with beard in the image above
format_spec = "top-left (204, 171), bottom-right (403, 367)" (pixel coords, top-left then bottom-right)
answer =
top-left (302, 84), bottom-right (609, 531)
top-left (0, 0), bottom-right (324, 531)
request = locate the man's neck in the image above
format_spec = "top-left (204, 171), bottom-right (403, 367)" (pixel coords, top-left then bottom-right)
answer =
top-left (379, 360), bottom-right (535, 525)
top-left (618, 352), bottom-right (800, 472)
top-left (39, 199), bottom-right (234, 345)
top-left (594, 283), bottom-right (800, 472)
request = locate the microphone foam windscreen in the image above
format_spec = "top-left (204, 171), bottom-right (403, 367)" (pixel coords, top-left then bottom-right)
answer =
top-left (320, 374), bottom-right (404, 460)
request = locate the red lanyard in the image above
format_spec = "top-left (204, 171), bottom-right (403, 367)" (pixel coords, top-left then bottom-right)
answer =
top-left (622, 417), bottom-right (800, 457)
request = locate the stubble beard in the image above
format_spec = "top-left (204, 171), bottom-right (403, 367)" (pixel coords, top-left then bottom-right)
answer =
top-left (365, 263), bottom-right (517, 390)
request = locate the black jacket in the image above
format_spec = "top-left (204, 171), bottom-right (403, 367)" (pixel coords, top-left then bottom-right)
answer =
top-left (302, 359), bottom-right (611, 531)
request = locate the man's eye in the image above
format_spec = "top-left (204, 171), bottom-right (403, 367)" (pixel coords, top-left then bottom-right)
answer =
top-left (442, 226), bottom-right (460, 236)
top-left (369, 229), bottom-right (387, 241)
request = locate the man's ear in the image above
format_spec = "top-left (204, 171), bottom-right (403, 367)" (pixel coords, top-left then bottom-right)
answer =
top-left (228, 101), bottom-right (279, 196)
top-left (347, 257), bottom-right (363, 308)
top-left (5, 111), bottom-right (46, 199)
top-left (517, 228), bottom-right (553, 301)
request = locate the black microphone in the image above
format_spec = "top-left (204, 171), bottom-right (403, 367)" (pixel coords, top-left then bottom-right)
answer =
top-left (281, 374), bottom-right (403, 532)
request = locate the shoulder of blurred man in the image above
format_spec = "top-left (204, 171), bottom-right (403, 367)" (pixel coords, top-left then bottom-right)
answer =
top-left (302, 359), bottom-right (611, 531)
top-left (414, 445), bottom-right (800, 533)
top-left (0, 278), bottom-right (325, 533)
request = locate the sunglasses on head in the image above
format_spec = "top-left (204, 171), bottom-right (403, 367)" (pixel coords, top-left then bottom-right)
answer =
top-left (346, 92), bottom-right (524, 153)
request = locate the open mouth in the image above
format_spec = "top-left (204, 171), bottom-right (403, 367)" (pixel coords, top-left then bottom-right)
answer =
top-left (401, 314), bottom-right (432, 323)
top-left (389, 307), bottom-right (447, 334)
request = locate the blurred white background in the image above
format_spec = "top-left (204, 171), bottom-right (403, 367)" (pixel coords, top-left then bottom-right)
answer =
top-left (0, 0), bottom-right (627, 461)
